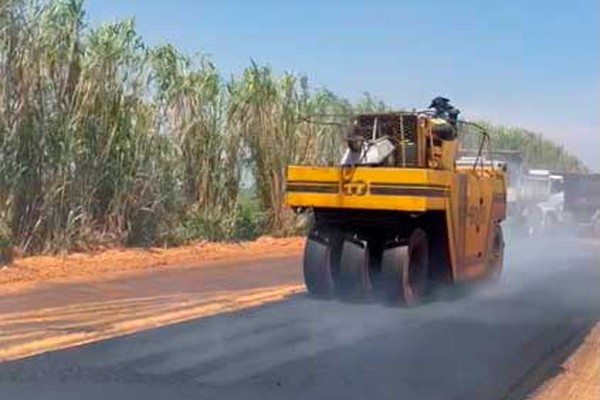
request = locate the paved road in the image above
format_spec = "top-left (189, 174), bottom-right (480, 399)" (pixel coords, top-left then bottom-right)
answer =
top-left (1, 239), bottom-right (599, 400)
top-left (0, 254), bottom-right (303, 361)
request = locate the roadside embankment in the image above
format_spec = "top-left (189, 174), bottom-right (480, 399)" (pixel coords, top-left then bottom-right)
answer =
top-left (0, 237), bottom-right (304, 295)
top-left (0, 239), bottom-right (305, 362)
top-left (531, 324), bottom-right (599, 400)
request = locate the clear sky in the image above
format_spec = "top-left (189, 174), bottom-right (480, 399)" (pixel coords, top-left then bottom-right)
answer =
top-left (85, 0), bottom-right (599, 169)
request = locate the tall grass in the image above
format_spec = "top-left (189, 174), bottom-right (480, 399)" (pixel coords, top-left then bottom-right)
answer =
top-left (0, 0), bottom-right (587, 257)
top-left (228, 64), bottom-right (352, 234)
top-left (0, 0), bottom-right (351, 253)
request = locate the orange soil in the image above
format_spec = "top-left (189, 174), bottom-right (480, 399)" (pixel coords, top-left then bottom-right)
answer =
top-left (0, 236), bottom-right (304, 295)
top-left (531, 324), bottom-right (600, 400)
top-left (0, 284), bottom-right (304, 362)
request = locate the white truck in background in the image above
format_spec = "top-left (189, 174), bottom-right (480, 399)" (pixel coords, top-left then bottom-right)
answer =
top-left (562, 173), bottom-right (600, 237)
top-left (519, 169), bottom-right (565, 237)
top-left (457, 150), bottom-right (598, 238)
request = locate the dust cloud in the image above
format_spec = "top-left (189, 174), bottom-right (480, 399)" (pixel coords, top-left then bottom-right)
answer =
top-left (1, 232), bottom-right (598, 400)
top-left (127, 231), bottom-right (600, 389)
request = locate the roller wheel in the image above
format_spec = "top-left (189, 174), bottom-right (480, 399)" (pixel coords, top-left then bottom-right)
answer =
top-left (303, 228), bottom-right (341, 297)
top-left (378, 228), bottom-right (430, 306)
top-left (337, 237), bottom-right (372, 298)
top-left (487, 225), bottom-right (504, 278)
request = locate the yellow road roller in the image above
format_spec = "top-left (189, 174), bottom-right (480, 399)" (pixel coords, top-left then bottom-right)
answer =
top-left (286, 98), bottom-right (507, 305)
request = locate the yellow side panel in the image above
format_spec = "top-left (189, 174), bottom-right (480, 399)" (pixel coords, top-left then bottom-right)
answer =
top-left (286, 166), bottom-right (453, 212)
top-left (286, 165), bottom-right (507, 283)
top-left (287, 192), bottom-right (447, 212)
top-left (452, 169), bottom-right (507, 282)
top-left (287, 166), bottom-right (453, 186)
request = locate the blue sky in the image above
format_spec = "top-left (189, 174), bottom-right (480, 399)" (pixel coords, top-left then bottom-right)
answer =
top-left (85, 0), bottom-right (599, 169)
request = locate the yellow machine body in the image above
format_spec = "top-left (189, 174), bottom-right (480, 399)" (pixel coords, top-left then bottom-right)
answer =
top-left (287, 164), bottom-right (506, 282)
top-left (286, 108), bottom-right (507, 290)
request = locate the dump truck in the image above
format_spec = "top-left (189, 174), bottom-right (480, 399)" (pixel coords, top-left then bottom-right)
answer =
top-left (562, 173), bottom-right (600, 237)
top-left (518, 169), bottom-right (565, 237)
top-left (286, 98), bottom-right (507, 305)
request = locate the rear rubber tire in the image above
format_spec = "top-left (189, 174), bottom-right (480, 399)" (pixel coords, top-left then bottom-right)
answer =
top-left (379, 228), bottom-right (430, 306)
top-left (337, 237), bottom-right (372, 298)
top-left (303, 229), bottom-right (341, 297)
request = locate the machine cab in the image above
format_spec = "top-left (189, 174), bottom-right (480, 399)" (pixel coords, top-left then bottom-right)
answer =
top-left (340, 98), bottom-right (460, 172)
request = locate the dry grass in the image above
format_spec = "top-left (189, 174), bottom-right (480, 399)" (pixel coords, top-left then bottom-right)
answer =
top-left (0, 0), bottom-right (352, 255)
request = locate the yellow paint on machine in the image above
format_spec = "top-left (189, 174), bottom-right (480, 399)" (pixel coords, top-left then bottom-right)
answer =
top-left (287, 166), bottom-right (453, 212)
top-left (287, 166), bottom-right (454, 187)
top-left (287, 192), bottom-right (447, 212)
top-left (286, 164), bottom-right (506, 283)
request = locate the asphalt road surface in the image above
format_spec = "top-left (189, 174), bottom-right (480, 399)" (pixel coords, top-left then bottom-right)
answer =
top-left (1, 238), bottom-right (599, 400)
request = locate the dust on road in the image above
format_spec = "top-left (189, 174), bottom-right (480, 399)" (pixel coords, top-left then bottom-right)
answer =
top-left (0, 237), bottom-right (599, 400)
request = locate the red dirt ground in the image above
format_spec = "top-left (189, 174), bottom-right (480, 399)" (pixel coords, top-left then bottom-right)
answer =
top-left (1, 236), bottom-right (597, 398)
top-left (0, 237), bottom-right (304, 295)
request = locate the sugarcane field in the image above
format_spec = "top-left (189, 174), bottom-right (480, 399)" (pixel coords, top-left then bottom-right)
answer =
top-left (0, 1), bottom-right (598, 399)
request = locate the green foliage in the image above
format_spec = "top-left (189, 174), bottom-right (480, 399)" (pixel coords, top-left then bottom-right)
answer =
top-left (0, 216), bottom-right (12, 265)
top-left (460, 122), bottom-right (586, 172)
top-left (485, 123), bottom-right (586, 172)
top-left (0, 0), bottom-right (588, 256)
top-left (354, 92), bottom-right (388, 113)
top-left (172, 197), bottom-right (264, 243)
top-left (174, 207), bottom-right (234, 243)
top-left (227, 64), bottom-right (353, 234)
top-left (232, 192), bottom-right (265, 241)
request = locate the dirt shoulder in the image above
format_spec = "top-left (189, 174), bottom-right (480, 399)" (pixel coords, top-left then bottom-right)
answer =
top-left (531, 323), bottom-right (600, 400)
top-left (0, 237), bottom-right (304, 295)
top-left (0, 250), bottom-right (304, 362)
